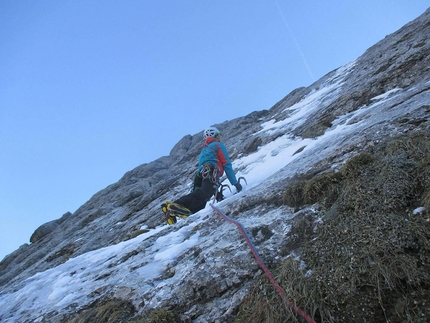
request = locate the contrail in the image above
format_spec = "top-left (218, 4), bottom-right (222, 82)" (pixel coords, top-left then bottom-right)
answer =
top-left (274, 1), bottom-right (316, 82)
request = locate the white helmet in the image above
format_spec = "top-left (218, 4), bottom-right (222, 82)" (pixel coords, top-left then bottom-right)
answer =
top-left (203, 127), bottom-right (221, 139)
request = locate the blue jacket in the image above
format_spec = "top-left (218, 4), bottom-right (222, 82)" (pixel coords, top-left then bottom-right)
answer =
top-left (198, 137), bottom-right (238, 185)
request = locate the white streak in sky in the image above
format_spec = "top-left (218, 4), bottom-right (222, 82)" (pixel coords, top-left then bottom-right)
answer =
top-left (274, 1), bottom-right (316, 82)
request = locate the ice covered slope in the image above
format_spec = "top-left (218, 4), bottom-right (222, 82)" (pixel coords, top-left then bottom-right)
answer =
top-left (0, 7), bottom-right (429, 323)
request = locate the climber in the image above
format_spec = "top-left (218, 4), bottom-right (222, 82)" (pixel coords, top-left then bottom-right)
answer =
top-left (162, 126), bottom-right (242, 224)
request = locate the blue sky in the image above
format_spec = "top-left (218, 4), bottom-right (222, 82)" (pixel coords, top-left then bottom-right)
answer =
top-left (0, 1), bottom-right (428, 260)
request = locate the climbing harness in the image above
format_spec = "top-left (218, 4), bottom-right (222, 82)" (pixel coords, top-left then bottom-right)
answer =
top-left (190, 163), bottom-right (220, 194)
top-left (210, 204), bottom-right (316, 323)
top-left (200, 163), bottom-right (219, 183)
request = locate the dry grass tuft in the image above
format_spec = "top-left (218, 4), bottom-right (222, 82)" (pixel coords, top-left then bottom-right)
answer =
top-left (65, 299), bottom-right (180, 323)
top-left (66, 298), bottom-right (137, 323)
top-left (140, 308), bottom-right (180, 323)
top-left (283, 172), bottom-right (343, 209)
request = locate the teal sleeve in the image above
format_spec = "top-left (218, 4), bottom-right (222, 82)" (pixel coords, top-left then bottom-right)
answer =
top-left (218, 144), bottom-right (238, 185)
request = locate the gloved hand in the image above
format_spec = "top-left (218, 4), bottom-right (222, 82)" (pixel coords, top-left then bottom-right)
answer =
top-left (235, 183), bottom-right (242, 193)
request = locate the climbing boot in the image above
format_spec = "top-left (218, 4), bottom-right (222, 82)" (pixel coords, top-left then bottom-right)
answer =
top-left (161, 201), bottom-right (192, 222)
top-left (167, 202), bottom-right (192, 218)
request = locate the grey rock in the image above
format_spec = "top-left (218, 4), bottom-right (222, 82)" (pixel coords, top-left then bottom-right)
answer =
top-left (29, 212), bottom-right (72, 243)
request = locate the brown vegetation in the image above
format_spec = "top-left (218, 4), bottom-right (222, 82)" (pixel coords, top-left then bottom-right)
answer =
top-left (235, 131), bottom-right (430, 322)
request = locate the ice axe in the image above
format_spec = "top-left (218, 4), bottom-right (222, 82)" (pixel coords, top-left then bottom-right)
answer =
top-left (215, 183), bottom-right (231, 202)
top-left (238, 176), bottom-right (247, 185)
top-left (214, 176), bottom-right (247, 202)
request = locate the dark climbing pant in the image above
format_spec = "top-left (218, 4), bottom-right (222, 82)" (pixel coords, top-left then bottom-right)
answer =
top-left (174, 165), bottom-right (218, 214)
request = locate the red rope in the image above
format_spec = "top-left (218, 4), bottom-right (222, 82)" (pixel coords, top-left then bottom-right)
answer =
top-left (210, 203), bottom-right (316, 323)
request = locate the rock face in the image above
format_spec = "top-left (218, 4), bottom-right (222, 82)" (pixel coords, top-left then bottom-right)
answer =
top-left (30, 212), bottom-right (72, 243)
top-left (0, 8), bottom-right (429, 323)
